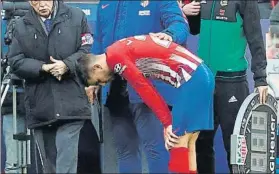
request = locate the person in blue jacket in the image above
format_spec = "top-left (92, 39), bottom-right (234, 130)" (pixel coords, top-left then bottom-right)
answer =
top-left (92, 1), bottom-right (189, 173)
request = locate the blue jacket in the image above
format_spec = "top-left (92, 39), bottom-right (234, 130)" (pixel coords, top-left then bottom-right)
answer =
top-left (93, 1), bottom-right (189, 105)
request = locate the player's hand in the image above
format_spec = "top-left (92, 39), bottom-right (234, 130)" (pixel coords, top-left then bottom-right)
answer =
top-left (164, 125), bottom-right (179, 150)
top-left (149, 32), bottom-right (173, 42)
top-left (85, 86), bottom-right (99, 104)
top-left (255, 86), bottom-right (268, 104)
top-left (49, 56), bottom-right (68, 80)
top-left (182, 1), bottom-right (200, 16)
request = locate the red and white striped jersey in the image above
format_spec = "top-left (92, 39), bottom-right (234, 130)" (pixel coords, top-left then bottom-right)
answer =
top-left (106, 35), bottom-right (202, 127)
top-left (107, 35), bottom-right (202, 88)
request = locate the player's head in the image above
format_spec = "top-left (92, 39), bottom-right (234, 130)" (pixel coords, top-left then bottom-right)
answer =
top-left (77, 53), bottom-right (113, 86)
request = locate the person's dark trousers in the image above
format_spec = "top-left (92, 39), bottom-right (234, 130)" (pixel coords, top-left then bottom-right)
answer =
top-left (196, 71), bottom-right (249, 174)
top-left (32, 120), bottom-right (101, 174)
top-left (77, 120), bottom-right (101, 174)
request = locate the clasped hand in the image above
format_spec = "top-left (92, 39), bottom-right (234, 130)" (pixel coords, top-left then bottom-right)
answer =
top-left (42, 56), bottom-right (68, 81)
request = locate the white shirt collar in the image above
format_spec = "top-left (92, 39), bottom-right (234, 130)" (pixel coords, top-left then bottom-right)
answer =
top-left (40, 1), bottom-right (58, 22)
top-left (41, 15), bottom-right (51, 22)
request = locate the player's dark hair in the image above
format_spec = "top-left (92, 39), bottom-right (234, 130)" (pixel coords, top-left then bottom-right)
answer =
top-left (76, 53), bottom-right (95, 86)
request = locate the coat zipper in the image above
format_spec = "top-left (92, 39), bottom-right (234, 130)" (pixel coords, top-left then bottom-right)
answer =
top-left (208, 0), bottom-right (216, 70)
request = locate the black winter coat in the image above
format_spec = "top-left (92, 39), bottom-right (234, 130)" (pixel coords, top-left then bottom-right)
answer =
top-left (7, 2), bottom-right (92, 128)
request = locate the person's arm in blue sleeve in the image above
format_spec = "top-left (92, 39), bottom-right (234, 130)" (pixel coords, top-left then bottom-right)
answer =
top-left (92, 4), bottom-right (104, 54)
top-left (160, 1), bottom-right (189, 45)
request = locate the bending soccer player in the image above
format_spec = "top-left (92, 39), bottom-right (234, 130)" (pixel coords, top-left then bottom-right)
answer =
top-left (77, 35), bottom-right (214, 173)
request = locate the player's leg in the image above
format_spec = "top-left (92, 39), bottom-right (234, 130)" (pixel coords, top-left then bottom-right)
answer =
top-left (169, 63), bottom-right (215, 173)
top-left (167, 91), bottom-right (193, 173)
top-left (170, 132), bottom-right (200, 173)
top-left (188, 132), bottom-right (200, 172)
top-left (168, 133), bottom-right (190, 173)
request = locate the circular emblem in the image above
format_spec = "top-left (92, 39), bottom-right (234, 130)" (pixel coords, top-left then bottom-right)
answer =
top-left (231, 93), bottom-right (278, 173)
top-left (140, 0), bottom-right (149, 7)
top-left (220, 0), bottom-right (228, 6)
top-left (114, 63), bottom-right (122, 73)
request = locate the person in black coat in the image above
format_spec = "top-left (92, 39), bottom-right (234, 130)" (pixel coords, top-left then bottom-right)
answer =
top-left (7, 0), bottom-right (101, 173)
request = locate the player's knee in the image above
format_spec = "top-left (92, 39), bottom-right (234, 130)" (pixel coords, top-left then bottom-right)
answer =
top-left (174, 133), bottom-right (189, 148)
top-left (188, 132), bottom-right (200, 146)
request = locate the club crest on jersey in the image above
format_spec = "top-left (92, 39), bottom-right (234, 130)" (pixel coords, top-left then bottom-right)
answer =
top-left (114, 63), bottom-right (127, 75)
top-left (81, 33), bottom-right (93, 46)
top-left (140, 0), bottom-right (149, 7)
top-left (220, 0), bottom-right (228, 6)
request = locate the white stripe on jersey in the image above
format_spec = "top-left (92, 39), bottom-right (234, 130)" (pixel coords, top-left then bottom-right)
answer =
top-left (136, 58), bottom-right (183, 88)
top-left (149, 63), bottom-right (178, 79)
top-left (119, 38), bottom-right (127, 42)
top-left (150, 36), bottom-right (172, 48)
top-left (134, 35), bottom-right (147, 41)
top-left (181, 68), bottom-right (191, 81)
top-left (170, 54), bottom-right (198, 70)
top-left (175, 46), bottom-right (202, 63)
top-left (176, 80), bottom-right (181, 88)
top-left (153, 73), bottom-right (177, 87)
